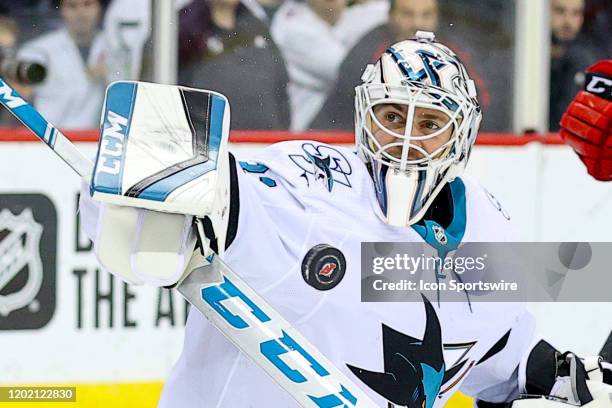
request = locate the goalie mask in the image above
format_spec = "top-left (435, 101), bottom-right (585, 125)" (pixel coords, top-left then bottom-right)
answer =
top-left (355, 32), bottom-right (482, 226)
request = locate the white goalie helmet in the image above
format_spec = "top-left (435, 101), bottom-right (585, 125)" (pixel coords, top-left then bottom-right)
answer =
top-left (355, 31), bottom-right (482, 226)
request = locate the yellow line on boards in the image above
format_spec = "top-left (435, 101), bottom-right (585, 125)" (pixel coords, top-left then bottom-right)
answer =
top-left (0, 382), bottom-right (473, 407)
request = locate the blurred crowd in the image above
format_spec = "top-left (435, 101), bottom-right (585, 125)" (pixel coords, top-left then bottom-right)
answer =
top-left (0, 0), bottom-right (608, 132)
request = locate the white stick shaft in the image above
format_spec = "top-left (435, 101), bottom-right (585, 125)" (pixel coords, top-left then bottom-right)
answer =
top-left (178, 256), bottom-right (379, 407)
top-left (0, 77), bottom-right (93, 177)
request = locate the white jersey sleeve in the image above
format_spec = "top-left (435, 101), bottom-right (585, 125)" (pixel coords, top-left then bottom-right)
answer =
top-left (459, 308), bottom-right (536, 403)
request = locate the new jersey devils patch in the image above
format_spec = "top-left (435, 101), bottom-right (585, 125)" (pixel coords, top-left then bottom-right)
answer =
top-left (301, 244), bottom-right (346, 291)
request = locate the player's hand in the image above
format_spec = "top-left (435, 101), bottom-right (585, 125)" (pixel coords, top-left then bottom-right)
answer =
top-left (87, 54), bottom-right (108, 82)
top-left (559, 60), bottom-right (612, 181)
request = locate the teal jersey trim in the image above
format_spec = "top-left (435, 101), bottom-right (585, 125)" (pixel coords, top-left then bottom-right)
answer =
top-left (411, 178), bottom-right (467, 260)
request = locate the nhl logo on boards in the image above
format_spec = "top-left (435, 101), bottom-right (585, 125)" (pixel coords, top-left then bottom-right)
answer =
top-left (0, 208), bottom-right (43, 317)
top-left (0, 194), bottom-right (57, 330)
top-left (301, 244), bottom-right (346, 291)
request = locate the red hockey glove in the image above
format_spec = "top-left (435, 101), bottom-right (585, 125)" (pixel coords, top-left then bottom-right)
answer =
top-left (560, 60), bottom-right (612, 181)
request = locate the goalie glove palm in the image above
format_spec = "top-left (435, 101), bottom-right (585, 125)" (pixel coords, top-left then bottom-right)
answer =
top-left (560, 60), bottom-right (612, 181)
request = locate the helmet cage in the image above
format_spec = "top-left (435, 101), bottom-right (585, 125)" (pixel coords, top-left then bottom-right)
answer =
top-left (355, 74), bottom-right (481, 226)
top-left (356, 81), bottom-right (475, 168)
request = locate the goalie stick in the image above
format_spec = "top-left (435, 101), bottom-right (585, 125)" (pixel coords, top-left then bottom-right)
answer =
top-left (0, 77), bottom-right (379, 408)
top-left (0, 79), bottom-right (92, 177)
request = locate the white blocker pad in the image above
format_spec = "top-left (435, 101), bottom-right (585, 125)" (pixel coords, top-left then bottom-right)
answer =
top-left (90, 81), bottom-right (231, 217)
top-left (130, 210), bottom-right (197, 285)
top-left (94, 202), bottom-right (197, 286)
top-left (94, 203), bottom-right (144, 285)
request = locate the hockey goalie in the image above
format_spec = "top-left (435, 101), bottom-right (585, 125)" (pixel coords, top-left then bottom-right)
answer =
top-left (79, 32), bottom-right (612, 407)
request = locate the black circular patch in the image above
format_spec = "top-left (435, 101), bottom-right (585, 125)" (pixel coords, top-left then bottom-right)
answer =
top-left (301, 244), bottom-right (346, 291)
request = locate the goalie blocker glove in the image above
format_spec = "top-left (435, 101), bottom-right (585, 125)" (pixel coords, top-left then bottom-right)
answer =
top-left (560, 60), bottom-right (612, 181)
top-left (477, 334), bottom-right (612, 407)
top-left (84, 82), bottom-right (233, 287)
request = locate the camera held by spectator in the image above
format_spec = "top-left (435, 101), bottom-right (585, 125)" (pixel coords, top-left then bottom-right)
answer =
top-left (17, 0), bottom-right (108, 129)
top-left (0, 15), bottom-right (46, 84)
top-left (0, 45), bottom-right (46, 84)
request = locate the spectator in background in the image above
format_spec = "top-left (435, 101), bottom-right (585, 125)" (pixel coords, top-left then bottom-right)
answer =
top-left (103, 0), bottom-right (151, 81)
top-left (551, 0), bottom-right (585, 47)
top-left (0, 0), bottom-right (63, 41)
top-left (0, 15), bottom-right (28, 126)
top-left (17, 0), bottom-right (108, 129)
top-left (549, 0), bottom-right (599, 130)
top-left (271, 0), bottom-right (388, 131)
top-left (581, 0), bottom-right (611, 56)
top-left (242, 0), bottom-right (281, 20)
top-left (310, 0), bottom-right (490, 131)
top-left (181, 0), bottom-right (291, 129)
top-left (178, 0), bottom-right (269, 79)
top-left (387, 0), bottom-right (438, 37)
top-left (0, 15), bottom-right (19, 71)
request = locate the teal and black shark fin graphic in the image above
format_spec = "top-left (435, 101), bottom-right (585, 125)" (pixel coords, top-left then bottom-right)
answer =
top-left (305, 151), bottom-right (334, 192)
top-left (346, 295), bottom-right (446, 408)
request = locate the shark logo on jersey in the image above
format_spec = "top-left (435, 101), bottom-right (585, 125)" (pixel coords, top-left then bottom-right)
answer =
top-left (306, 152), bottom-right (334, 192)
top-left (347, 295), bottom-right (474, 408)
top-left (289, 143), bottom-right (352, 191)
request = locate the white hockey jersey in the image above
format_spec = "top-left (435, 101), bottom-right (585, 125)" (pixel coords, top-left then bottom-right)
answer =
top-left (156, 141), bottom-right (535, 408)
